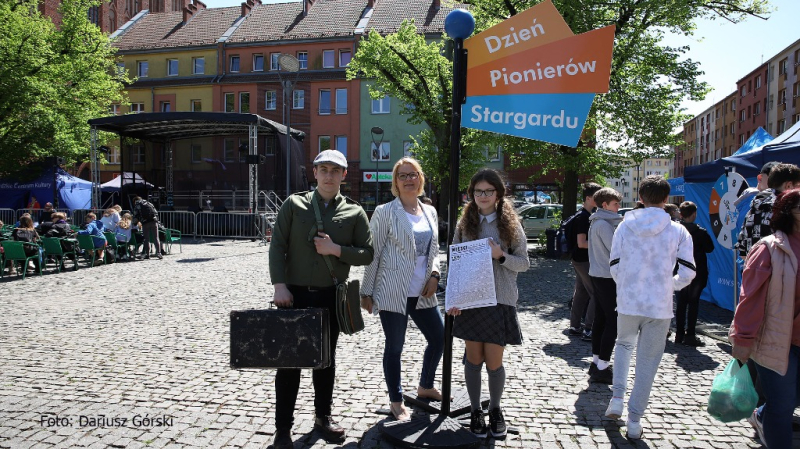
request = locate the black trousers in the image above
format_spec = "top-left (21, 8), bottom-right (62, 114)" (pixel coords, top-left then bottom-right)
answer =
top-left (275, 285), bottom-right (340, 430)
top-left (589, 276), bottom-right (617, 361)
top-left (676, 274), bottom-right (707, 339)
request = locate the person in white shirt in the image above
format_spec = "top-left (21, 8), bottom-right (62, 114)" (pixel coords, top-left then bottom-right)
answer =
top-left (360, 157), bottom-right (443, 422)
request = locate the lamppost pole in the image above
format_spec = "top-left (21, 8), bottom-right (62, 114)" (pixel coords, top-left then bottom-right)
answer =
top-left (277, 54), bottom-right (300, 198)
top-left (370, 127), bottom-right (384, 210)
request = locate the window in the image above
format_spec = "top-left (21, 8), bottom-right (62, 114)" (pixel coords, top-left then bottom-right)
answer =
top-left (110, 104), bottom-right (120, 115)
top-left (740, 85), bottom-right (746, 97)
top-left (319, 135), bottom-right (331, 153)
top-left (297, 51), bottom-right (307, 69)
top-left (230, 55), bottom-right (240, 72)
top-left (224, 138), bottom-right (236, 162)
top-left (160, 101), bottom-right (171, 112)
top-left (132, 144), bottom-right (145, 164)
top-left (732, 99), bottom-right (736, 111)
top-left (403, 140), bottom-right (414, 157)
top-left (335, 136), bottom-right (347, 157)
top-left (730, 123), bottom-right (735, 135)
top-left (167, 59), bottom-right (178, 76)
top-left (779, 119), bottom-right (786, 134)
top-left (225, 93), bottom-right (235, 112)
top-left (794, 114), bottom-right (800, 125)
top-left (335, 89), bottom-right (347, 114)
top-left (107, 146), bottom-right (120, 164)
top-left (322, 50), bottom-right (335, 68)
top-left (191, 144), bottom-right (202, 163)
top-left (270, 53), bottom-right (280, 71)
top-left (264, 135), bottom-right (277, 155)
top-left (756, 75), bottom-right (761, 89)
top-left (191, 100), bottom-right (201, 112)
top-left (319, 89), bottom-right (331, 114)
top-left (130, 103), bottom-right (144, 114)
top-left (780, 58), bottom-right (788, 75)
top-left (239, 92), bottom-right (250, 113)
top-left (253, 54), bottom-right (264, 72)
top-left (372, 96), bottom-right (390, 114)
top-left (339, 50), bottom-right (351, 67)
top-left (137, 61), bottom-right (148, 77)
top-left (265, 90), bottom-right (277, 110)
top-left (485, 145), bottom-right (500, 162)
top-left (116, 62), bottom-right (126, 77)
top-left (739, 134), bottom-right (745, 146)
top-left (293, 90), bottom-right (304, 109)
top-left (371, 142), bottom-right (390, 161)
top-left (740, 110), bottom-right (745, 122)
top-left (754, 102), bottom-right (760, 116)
top-left (779, 88), bottom-right (787, 104)
top-left (192, 57), bottom-right (204, 74)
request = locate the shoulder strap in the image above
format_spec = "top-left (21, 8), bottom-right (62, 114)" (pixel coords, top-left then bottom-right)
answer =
top-left (311, 197), bottom-right (339, 286)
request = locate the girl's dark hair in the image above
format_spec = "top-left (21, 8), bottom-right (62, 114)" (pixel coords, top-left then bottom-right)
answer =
top-left (19, 216), bottom-right (34, 229)
top-left (457, 169), bottom-right (519, 247)
top-left (770, 188), bottom-right (800, 235)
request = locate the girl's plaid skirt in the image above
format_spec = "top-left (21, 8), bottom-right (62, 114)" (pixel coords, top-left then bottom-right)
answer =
top-left (452, 304), bottom-right (522, 346)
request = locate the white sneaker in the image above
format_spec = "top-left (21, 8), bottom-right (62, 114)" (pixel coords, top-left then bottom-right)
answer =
top-left (626, 420), bottom-right (643, 439)
top-left (605, 398), bottom-right (623, 419)
top-left (747, 408), bottom-right (766, 443)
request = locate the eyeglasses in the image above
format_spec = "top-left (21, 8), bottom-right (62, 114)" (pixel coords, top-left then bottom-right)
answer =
top-left (473, 189), bottom-right (496, 197)
top-left (397, 172), bottom-right (420, 181)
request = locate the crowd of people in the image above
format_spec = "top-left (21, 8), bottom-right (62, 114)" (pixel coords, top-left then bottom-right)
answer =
top-left (268, 150), bottom-right (798, 448)
top-left (1, 195), bottom-right (168, 276)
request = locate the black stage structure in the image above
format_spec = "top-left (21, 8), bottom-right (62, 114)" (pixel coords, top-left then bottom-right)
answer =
top-left (88, 112), bottom-right (305, 211)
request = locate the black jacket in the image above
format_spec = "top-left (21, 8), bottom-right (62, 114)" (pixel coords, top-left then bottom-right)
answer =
top-left (682, 221), bottom-right (715, 278)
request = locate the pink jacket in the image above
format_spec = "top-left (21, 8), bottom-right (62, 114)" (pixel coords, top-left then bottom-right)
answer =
top-left (730, 231), bottom-right (797, 376)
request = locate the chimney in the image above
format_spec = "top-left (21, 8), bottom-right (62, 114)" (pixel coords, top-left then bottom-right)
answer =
top-left (303, 0), bottom-right (315, 16)
top-left (182, 2), bottom-right (197, 23)
top-left (241, 1), bottom-right (251, 16)
top-left (433, 0), bottom-right (440, 10)
top-left (367, 0), bottom-right (375, 7)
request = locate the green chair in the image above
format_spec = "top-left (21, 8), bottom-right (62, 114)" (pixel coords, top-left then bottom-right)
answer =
top-left (164, 228), bottom-right (182, 254)
top-left (41, 237), bottom-right (78, 272)
top-left (75, 234), bottom-right (104, 266)
top-left (104, 231), bottom-right (120, 258)
top-left (119, 233), bottom-right (139, 260)
top-left (0, 240), bottom-right (42, 279)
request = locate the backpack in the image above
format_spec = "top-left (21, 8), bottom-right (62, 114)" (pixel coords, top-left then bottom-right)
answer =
top-left (555, 210), bottom-right (583, 260)
top-left (139, 201), bottom-right (157, 222)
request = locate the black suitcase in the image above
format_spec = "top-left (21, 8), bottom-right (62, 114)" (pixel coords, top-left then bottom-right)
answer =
top-left (230, 308), bottom-right (331, 369)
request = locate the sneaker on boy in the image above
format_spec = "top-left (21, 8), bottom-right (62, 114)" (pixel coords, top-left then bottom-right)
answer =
top-left (608, 175), bottom-right (696, 431)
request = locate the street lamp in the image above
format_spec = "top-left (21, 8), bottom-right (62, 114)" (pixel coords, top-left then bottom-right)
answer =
top-left (277, 53), bottom-right (300, 198)
top-left (370, 126), bottom-right (384, 210)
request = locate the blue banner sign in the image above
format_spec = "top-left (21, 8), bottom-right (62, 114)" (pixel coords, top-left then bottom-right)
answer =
top-left (462, 93), bottom-right (595, 147)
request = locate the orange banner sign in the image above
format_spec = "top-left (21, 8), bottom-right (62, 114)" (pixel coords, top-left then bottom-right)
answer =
top-left (466, 25), bottom-right (615, 97)
top-left (464, 0), bottom-right (573, 69)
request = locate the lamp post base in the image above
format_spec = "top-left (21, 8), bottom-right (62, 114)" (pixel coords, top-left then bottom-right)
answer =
top-left (403, 387), bottom-right (488, 418)
top-left (380, 414), bottom-right (480, 449)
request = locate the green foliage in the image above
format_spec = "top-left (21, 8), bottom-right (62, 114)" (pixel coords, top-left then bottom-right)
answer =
top-left (0, 0), bottom-right (130, 178)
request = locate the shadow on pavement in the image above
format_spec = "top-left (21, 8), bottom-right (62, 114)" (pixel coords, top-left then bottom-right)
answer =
top-left (664, 341), bottom-right (721, 373)
top-left (541, 342), bottom-right (592, 370)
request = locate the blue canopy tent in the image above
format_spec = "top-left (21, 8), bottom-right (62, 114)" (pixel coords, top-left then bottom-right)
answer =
top-left (682, 121), bottom-right (800, 310)
top-left (0, 167), bottom-right (92, 212)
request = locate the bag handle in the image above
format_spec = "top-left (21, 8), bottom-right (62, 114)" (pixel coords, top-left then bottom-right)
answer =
top-left (311, 196), bottom-right (339, 286)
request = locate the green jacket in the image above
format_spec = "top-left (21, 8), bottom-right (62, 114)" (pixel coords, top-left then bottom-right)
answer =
top-left (269, 190), bottom-right (374, 287)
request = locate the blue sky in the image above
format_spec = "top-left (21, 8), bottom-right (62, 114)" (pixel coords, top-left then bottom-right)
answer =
top-left (203, 0), bottom-right (798, 118)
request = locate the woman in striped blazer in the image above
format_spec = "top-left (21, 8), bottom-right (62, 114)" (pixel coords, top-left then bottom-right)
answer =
top-left (360, 157), bottom-right (444, 421)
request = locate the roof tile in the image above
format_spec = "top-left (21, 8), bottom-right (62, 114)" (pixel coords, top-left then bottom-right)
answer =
top-left (113, 7), bottom-right (242, 51)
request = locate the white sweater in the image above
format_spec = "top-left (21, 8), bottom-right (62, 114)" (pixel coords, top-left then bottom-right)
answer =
top-left (610, 207), bottom-right (696, 319)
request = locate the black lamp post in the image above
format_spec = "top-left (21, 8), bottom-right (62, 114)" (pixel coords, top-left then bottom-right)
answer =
top-left (277, 54), bottom-right (300, 198)
top-left (370, 126), bottom-right (384, 209)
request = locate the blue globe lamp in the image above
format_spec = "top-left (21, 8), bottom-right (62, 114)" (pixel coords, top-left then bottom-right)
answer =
top-left (444, 9), bottom-right (475, 40)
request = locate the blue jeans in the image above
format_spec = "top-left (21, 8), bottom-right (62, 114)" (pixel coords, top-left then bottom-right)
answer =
top-left (755, 345), bottom-right (800, 449)
top-left (379, 298), bottom-right (444, 403)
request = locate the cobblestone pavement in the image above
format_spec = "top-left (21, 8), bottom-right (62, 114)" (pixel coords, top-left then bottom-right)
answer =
top-left (0, 240), bottom-right (792, 448)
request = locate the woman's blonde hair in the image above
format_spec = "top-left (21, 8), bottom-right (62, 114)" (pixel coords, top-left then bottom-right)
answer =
top-left (118, 213), bottom-right (133, 230)
top-left (103, 208), bottom-right (115, 216)
top-left (112, 205), bottom-right (122, 213)
top-left (390, 157), bottom-right (426, 197)
top-left (51, 212), bottom-right (67, 221)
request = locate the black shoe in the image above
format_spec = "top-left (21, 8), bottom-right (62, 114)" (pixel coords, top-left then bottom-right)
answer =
top-left (156, 253), bottom-right (163, 260)
top-left (588, 362), bottom-right (598, 376)
top-left (469, 409), bottom-right (488, 439)
top-left (272, 428), bottom-right (293, 449)
top-left (314, 415), bottom-right (345, 443)
top-left (568, 327), bottom-right (582, 336)
top-left (488, 408), bottom-right (507, 439)
top-left (581, 329), bottom-right (593, 341)
top-left (682, 336), bottom-right (705, 347)
top-left (590, 366), bottom-right (613, 384)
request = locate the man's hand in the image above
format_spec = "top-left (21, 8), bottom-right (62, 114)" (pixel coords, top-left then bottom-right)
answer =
top-left (314, 232), bottom-right (342, 257)
top-left (488, 238), bottom-right (504, 259)
top-left (446, 307), bottom-right (461, 316)
top-left (421, 277), bottom-right (439, 297)
top-left (273, 284), bottom-right (293, 308)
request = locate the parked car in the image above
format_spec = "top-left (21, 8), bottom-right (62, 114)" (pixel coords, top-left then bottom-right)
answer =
top-left (618, 207), bottom-right (633, 216)
top-left (518, 204), bottom-right (562, 240)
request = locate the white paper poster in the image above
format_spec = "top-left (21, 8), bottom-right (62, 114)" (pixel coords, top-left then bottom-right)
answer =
top-left (445, 238), bottom-right (497, 311)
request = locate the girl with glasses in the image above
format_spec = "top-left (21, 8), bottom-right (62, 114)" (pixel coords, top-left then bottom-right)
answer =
top-left (360, 157), bottom-right (444, 421)
top-left (448, 168), bottom-right (529, 439)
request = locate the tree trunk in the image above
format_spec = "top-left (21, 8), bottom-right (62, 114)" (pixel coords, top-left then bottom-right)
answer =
top-left (560, 145), bottom-right (580, 217)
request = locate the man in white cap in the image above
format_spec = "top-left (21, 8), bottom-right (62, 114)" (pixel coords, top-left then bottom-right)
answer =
top-left (268, 149), bottom-right (374, 448)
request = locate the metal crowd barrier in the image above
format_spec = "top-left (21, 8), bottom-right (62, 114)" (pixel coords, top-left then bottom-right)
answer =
top-left (195, 212), bottom-right (260, 239)
top-left (14, 208), bottom-right (71, 223)
top-left (158, 211), bottom-right (196, 237)
top-left (0, 208), bottom-right (16, 225)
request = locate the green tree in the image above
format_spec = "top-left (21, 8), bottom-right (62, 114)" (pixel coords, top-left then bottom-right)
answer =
top-left (349, 0), bottom-right (769, 217)
top-left (0, 0), bottom-right (129, 178)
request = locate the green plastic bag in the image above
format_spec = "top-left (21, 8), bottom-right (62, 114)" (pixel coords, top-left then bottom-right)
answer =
top-left (707, 359), bottom-right (759, 422)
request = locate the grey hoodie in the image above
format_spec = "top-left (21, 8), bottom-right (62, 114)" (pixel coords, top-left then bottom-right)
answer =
top-left (609, 207), bottom-right (696, 319)
top-left (588, 208), bottom-right (623, 278)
